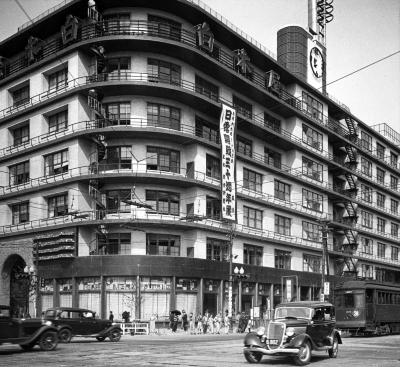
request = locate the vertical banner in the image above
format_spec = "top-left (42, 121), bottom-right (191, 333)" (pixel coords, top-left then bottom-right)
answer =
top-left (219, 104), bottom-right (237, 222)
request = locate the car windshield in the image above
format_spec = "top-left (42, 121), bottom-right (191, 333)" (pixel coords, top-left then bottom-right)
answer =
top-left (0, 308), bottom-right (10, 317)
top-left (275, 307), bottom-right (312, 319)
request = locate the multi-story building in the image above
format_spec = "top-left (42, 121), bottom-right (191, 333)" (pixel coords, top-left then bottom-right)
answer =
top-left (0, 0), bottom-right (399, 320)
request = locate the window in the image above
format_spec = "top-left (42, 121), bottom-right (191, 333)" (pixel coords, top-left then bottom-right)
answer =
top-left (48, 193), bottom-right (68, 217)
top-left (376, 143), bottom-right (385, 160)
top-left (148, 14), bottom-right (181, 41)
top-left (195, 75), bottom-right (219, 101)
top-left (147, 234), bottom-right (180, 256)
top-left (206, 237), bottom-right (228, 261)
top-left (243, 206), bottom-right (262, 229)
top-left (205, 154), bottom-right (220, 179)
top-left (103, 146), bottom-right (131, 170)
top-left (12, 123), bottom-right (29, 146)
top-left (232, 95), bottom-right (252, 119)
top-left (48, 68), bottom-right (68, 90)
top-left (104, 13), bottom-right (130, 32)
top-left (390, 152), bottom-right (398, 168)
top-left (275, 249), bottom-right (291, 269)
top-left (146, 146), bottom-right (180, 173)
top-left (11, 202), bottom-right (29, 224)
top-left (237, 136), bottom-right (252, 157)
top-left (274, 180), bottom-right (290, 201)
top-left (12, 84), bottom-right (29, 107)
top-left (303, 254), bottom-right (321, 273)
top-left (391, 223), bottom-right (399, 238)
top-left (107, 57), bottom-right (130, 75)
top-left (195, 116), bottom-right (219, 143)
top-left (264, 147), bottom-right (281, 169)
top-left (361, 237), bottom-right (373, 255)
top-left (275, 214), bottom-right (291, 235)
top-left (48, 110), bottom-right (68, 133)
top-left (361, 184), bottom-right (372, 203)
top-left (147, 102), bottom-right (180, 130)
top-left (376, 192), bottom-right (385, 208)
top-left (9, 161), bottom-right (29, 185)
top-left (101, 233), bottom-right (131, 255)
top-left (361, 264), bottom-right (373, 279)
top-left (360, 157), bottom-right (372, 176)
top-left (391, 246), bottom-right (399, 261)
top-left (377, 242), bottom-right (386, 258)
top-left (302, 91), bottom-right (323, 122)
top-left (104, 102), bottom-right (131, 125)
top-left (390, 175), bottom-right (398, 191)
top-left (206, 196), bottom-right (221, 219)
top-left (106, 190), bottom-right (131, 213)
top-left (391, 199), bottom-right (399, 214)
top-left (376, 167), bottom-right (385, 184)
top-left (302, 156), bottom-right (323, 181)
top-left (360, 210), bottom-right (373, 229)
top-left (146, 190), bottom-right (180, 215)
top-left (264, 112), bottom-right (281, 132)
top-left (302, 221), bottom-right (321, 241)
top-left (360, 131), bottom-right (372, 152)
top-left (243, 244), bottom-right (263, 266)
top-left (148, 58), bottom-right (181, 85)
top-left (377, 217), bottom-right (386, 233)
top-left (302, 124), bottom-right (323, 150)
top-left (302, 188), bottom-right (323, 212)
top-left (243, 168), bottom-right (262, 192)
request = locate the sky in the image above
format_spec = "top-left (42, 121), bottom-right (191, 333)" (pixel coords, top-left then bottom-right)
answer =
top-left (0, 0), bottom-right (399, 134)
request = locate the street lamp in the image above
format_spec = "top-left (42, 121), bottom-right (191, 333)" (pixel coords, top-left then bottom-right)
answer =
top-left (233, 266), bottom-right (249, 314)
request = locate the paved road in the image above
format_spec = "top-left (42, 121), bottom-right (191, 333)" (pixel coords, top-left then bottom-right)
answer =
top-left (1, 332), bottom-right (400, 367)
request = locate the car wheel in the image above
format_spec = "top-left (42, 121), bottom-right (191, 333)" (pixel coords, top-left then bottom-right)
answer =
top-left (328, 336), bottom-right (339, 358)
top-left (244, 350), bottom-right (262, 363)
top-left (109, 329), bottom-right (122, 342)
top-left (38, 331), bottom-right (58, 351)
top-left (293, 341), bottom-right (311, 366)
top-left (96, 336), bottom-right (106, 342)
top-left (58, 328), bottom-right (72, 343)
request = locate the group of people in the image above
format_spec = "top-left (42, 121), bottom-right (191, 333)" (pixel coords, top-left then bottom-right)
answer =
top-left (169, 310), bottom-right (233, 334)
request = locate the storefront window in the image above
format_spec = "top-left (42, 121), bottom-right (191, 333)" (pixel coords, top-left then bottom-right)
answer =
top-left (105, 277), bottom-right (137, 321)
top-left (58, 279), bottom-right (72, 307)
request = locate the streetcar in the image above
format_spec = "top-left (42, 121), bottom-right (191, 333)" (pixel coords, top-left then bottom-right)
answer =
top-left (334, 280), bottom-right (400, 335)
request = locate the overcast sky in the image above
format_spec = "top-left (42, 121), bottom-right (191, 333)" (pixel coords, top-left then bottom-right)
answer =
top-left (1, 0), bottom-right (399, 134)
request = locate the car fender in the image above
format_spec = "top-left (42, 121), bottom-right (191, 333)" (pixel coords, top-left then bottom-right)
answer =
top-left (332, 329), bottom-right (343, 344)
top-left (287, 334), bottom-right (313, 349)
top-left (97, 325), bottom-right (122, 337)
top-left (244, 332), bottom-right (264, 347)
top-left (19, 325), bottom-right (58, 346)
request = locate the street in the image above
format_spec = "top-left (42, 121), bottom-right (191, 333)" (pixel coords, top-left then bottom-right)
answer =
top-left (1, 333), bottom-right (400, 367)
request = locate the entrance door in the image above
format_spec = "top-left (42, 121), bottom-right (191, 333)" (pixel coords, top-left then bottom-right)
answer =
top-left (203, 294), bottom-right (217, 315)
top-left (10, 259), bottom-right (29, 318)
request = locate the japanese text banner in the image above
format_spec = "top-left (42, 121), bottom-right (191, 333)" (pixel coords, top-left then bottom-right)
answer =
top-left (219, 104), bottom-right (237, 222)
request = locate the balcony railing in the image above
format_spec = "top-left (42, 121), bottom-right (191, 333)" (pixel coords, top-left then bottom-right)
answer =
top-left (0, 19), bottom-right (352, 142)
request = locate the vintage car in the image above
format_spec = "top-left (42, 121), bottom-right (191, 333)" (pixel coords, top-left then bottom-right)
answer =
top-left (43, 307), bottom-right (122, 342)
top-left (0, 305), bottom-right (58, 351)
top-left (243, 301), bottom-right (342, 365)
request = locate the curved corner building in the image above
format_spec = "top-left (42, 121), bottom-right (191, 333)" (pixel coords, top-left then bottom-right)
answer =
top-left (0, 0), bottom-right (399, 320)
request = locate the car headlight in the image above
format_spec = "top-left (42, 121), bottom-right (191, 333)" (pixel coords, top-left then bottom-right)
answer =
top-left (285, 327), bottom-right (295, 337)
top-left (256, 326), bottom-right (265, 336)
top-left (43, 320), bottom-right (52, 326)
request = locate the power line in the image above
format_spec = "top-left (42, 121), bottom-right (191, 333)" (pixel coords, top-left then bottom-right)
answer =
top-left (14, 0), bottom-right (32, 21)
top-left (324, 50), bottom-right (400, 88)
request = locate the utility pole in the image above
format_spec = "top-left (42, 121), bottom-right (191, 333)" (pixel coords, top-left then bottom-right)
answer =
top-left (320, 220), bottom-right (330, 301)
top-left (227, 222), bottom-right (234, 319)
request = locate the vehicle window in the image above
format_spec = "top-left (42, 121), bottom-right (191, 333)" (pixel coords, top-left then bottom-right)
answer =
top-left (312, 308), bottom-right (324, 321)
top-left (45, 310), bottom-right (56, 318)
top-left (275, 307), bottom-right (311, 319)
top-left (82, 312), bottom-right (94, 318)
top-left (70, 312), bottom-right (80, 318)
top-left (59, 311), bottom-right (69, 318)
top-left (322, 307), bottom-right (334, 320)
top-left (0, 308), bottom-right (10, 317)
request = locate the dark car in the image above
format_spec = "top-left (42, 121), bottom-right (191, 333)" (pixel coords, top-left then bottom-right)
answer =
top-left (243, 301), bottom-right (342, 365)
top-left (43, 307), bottom-right (122, 343)
top-left (0, 305), bottom-right (58, 351)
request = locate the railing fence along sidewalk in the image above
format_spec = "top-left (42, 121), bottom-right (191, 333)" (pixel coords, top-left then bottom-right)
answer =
top-left (117, 322), bottom-right (149, 335)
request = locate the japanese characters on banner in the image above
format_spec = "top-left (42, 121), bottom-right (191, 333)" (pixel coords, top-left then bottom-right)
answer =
top-left (219, 104), bottom-right (237, 222)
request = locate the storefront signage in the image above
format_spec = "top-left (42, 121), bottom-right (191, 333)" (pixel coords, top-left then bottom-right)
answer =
top-left (219, 103), bottom-right (237, 222)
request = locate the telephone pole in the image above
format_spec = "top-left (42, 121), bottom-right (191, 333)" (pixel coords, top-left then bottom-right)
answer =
top-left (319, 220), bottom-right (330, 301)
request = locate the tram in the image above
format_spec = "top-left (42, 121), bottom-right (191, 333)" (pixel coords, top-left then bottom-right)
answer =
top-left (335, 280), bottom-right (400, 335)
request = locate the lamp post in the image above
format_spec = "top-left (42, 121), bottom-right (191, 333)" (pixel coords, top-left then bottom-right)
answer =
top-left (233, 266), bottom-right (248, 313)
top-left (20, 264), bottom-right (39, 317)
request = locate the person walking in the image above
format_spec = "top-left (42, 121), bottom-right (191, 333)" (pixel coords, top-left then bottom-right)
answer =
top-left (196, 313), bottom-right (203, 335)
top-left (181, 310), bottom-right (188, 332)
top-left (109, 310), bottom-right (114, 322)
top-left (223, 310), bottom-right (230, 334)
top-left (189, 312), bottom-right (195, 334)
top-left (202, 311), bottom-right (209, 334)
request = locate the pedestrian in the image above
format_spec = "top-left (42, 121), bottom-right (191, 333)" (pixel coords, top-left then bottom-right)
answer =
top-left (149, 314), bottom-right (156, 333)
top-left (214, 312), bottom-right (221, 334)
top-left (172, 312), bottom-right (178, 332)
top-left (181, 310), bottom-right (188, 332)
top-left (122, 310), bottom-right (130, 323)
top-left (189, 312), bottom-right (195, 334)
top-left (208, 314), bottom-right (214, 334)
top-left (202, 311), bottom-right (209, 334)
top-left (196, 313), bottom-right (203, 335)
top-left (223, 310), bottom-right (230, 334)
top-left (109, 310), bottom-right (114, 322)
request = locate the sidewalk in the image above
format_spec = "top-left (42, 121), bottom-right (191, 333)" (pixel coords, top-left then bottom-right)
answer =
top-left (125, 328), bottom-right (246, 339)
